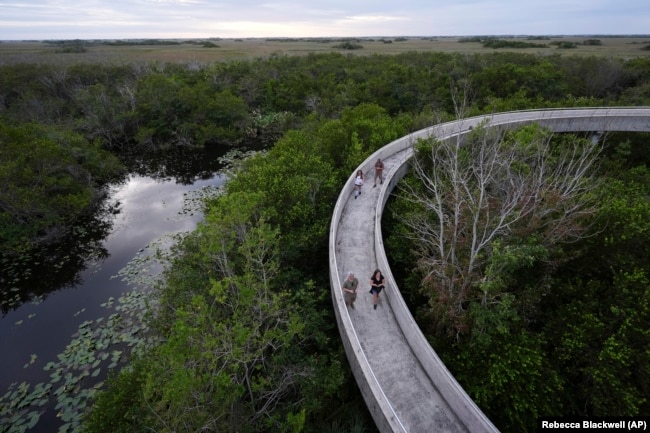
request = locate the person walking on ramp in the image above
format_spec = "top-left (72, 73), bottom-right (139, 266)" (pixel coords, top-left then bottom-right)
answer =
top-left (373, 158), bottom-right (384, 187)
top-left (354, 169), bottom-right (364, 199)
top-left (343, 271), bottom-right (359, 309)
top-left (369, 269), bottom-right (385, 310)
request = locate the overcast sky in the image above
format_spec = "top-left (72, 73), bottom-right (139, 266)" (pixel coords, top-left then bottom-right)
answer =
top-left (1, 0), bottom-right (648, 41)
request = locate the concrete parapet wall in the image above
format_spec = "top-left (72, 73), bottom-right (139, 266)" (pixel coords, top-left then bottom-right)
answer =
top-left (329, 164), bottom-right (408, 433)
top-left (330, 107), bottom-right (650, 433)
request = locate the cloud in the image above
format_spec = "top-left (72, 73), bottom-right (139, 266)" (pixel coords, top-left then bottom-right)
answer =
top-left (0, 0), bottom-right (648, 40)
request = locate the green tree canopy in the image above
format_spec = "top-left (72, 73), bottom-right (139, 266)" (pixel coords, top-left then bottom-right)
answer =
top-left (0, 120), bottom-right (123, 252)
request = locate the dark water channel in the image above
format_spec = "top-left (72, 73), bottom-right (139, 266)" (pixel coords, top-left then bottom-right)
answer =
top-left (0, 146), bottom-right (228, 432)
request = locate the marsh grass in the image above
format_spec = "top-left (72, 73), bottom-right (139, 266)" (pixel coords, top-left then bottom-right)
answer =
top-left (1, 36), bottom-right (649, 66)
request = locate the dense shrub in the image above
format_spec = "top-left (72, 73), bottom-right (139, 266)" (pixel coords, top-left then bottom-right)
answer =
top-left (482, 39), bottom-right (548, 49)
top-left (333, 41), bottom-right (363, 50)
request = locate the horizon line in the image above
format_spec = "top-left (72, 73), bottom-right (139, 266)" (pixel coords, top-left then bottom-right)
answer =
top-left (3, 34), bottom-right (650, 42)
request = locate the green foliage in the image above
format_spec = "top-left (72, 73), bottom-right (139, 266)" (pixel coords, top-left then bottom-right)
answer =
top-left (88, 191), bottom-right (316, 431)
top-left (554, 56), bottom-right (629, 100)
top-left (133, 73), bottom-right (249, 148)
top-left (219, 103), bottom-right (404, 270)
top-left (484, 88), bottom-right (548, 112)
top-left (56, 41), bottom-right (87, 53)
top-left (1, 50), bottom-right (648, 138)
top-left (223, 133), bottom-right (338, 265)
top-left (454, 329), bottom-right (563, 430)
top-left (112, 190), bottom-right (344, 431)
top-left (72, 82), bottom-right (136, 150)
top-left (538, 166), bottom-right (650, 416)
top-left (332, 42), bottom-right (363, 50)
top-left (388, 131), bottom-right (650, 430)
top-left (601, 132), bottom-right (650, 170)
top-left (458, 36), bottom-right (493, 43)
top-left (2, 47), bottom-right (648, 433)
top-left (340, 103), bottom-right (404, 152)
top-left (552, 41), bottom-right (578, 49)
top-left (83, 104), bottom-right (402, 431)
top-left (482, 39), bottom-right (548, 49)
top-left (82, 363), bottom-right (149, 433)
top-left (474, 59), bottom-right (569, 102)
top-left (0, 120), bottom-right (123, 252)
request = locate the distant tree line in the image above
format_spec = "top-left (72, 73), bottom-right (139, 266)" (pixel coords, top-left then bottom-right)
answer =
top-left (458, 37), bottom-right (605, 50)
top-left (482, 39), bottom-right (548, 49)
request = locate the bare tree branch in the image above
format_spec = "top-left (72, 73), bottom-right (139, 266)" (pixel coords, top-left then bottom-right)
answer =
top-left (399, 122), bottom-right (602, 327)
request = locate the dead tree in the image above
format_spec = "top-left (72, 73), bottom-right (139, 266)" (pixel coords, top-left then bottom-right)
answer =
top-left (399, 123), bottom-right (602, 332)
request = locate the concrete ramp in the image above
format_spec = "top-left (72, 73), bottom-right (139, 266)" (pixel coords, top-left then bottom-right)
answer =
top-left (329, 108), bottom-right (650, 433)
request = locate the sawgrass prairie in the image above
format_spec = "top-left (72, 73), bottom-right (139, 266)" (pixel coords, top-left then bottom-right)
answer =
top-left (1, 36), bottom-right (649, 65)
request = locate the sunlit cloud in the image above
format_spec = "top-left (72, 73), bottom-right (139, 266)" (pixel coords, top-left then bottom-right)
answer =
top-left (339, 14), bottom-right (409, 24)
top-left (0, 0), bottom-right (647, 40)
top-left (207, 20), bottom-right (337, 38)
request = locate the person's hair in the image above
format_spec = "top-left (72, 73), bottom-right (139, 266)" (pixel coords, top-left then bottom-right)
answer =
top-left (371, 269), bottom-right (381, 278)
top-left (348, 271), bottom-right (354, 277)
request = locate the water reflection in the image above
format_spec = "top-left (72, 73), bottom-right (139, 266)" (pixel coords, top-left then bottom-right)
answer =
top-left (0, 145), bottom-right (228, 314)
top-left (123, 144), bottom-right (227, 184)
top-left (0, 144), bottom-right (228, 432)
top-left (0, 201), bottom-right (115, 315)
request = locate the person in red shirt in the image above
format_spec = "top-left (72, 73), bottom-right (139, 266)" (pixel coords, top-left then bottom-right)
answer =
top-left (373, 158), bottom-right (384, 187)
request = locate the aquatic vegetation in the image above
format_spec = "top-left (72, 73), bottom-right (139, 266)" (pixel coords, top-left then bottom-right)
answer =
top-left (0, 185), bottom-right (215, 431)
top-left (172, 184), bottom-right (222, 220)
top-left (0, 283), bottom-right (161, 433)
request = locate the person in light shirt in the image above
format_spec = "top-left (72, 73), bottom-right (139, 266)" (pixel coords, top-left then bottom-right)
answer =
top-left (342, 271), bottom-right (358, 309)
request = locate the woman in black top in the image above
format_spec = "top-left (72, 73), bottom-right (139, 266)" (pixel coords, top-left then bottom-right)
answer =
top-left (369, 268), bottom-right (385, 310)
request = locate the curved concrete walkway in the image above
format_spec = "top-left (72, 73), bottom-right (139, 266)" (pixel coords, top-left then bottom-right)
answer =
top-left (329, 108), bottom-right (650, 433)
